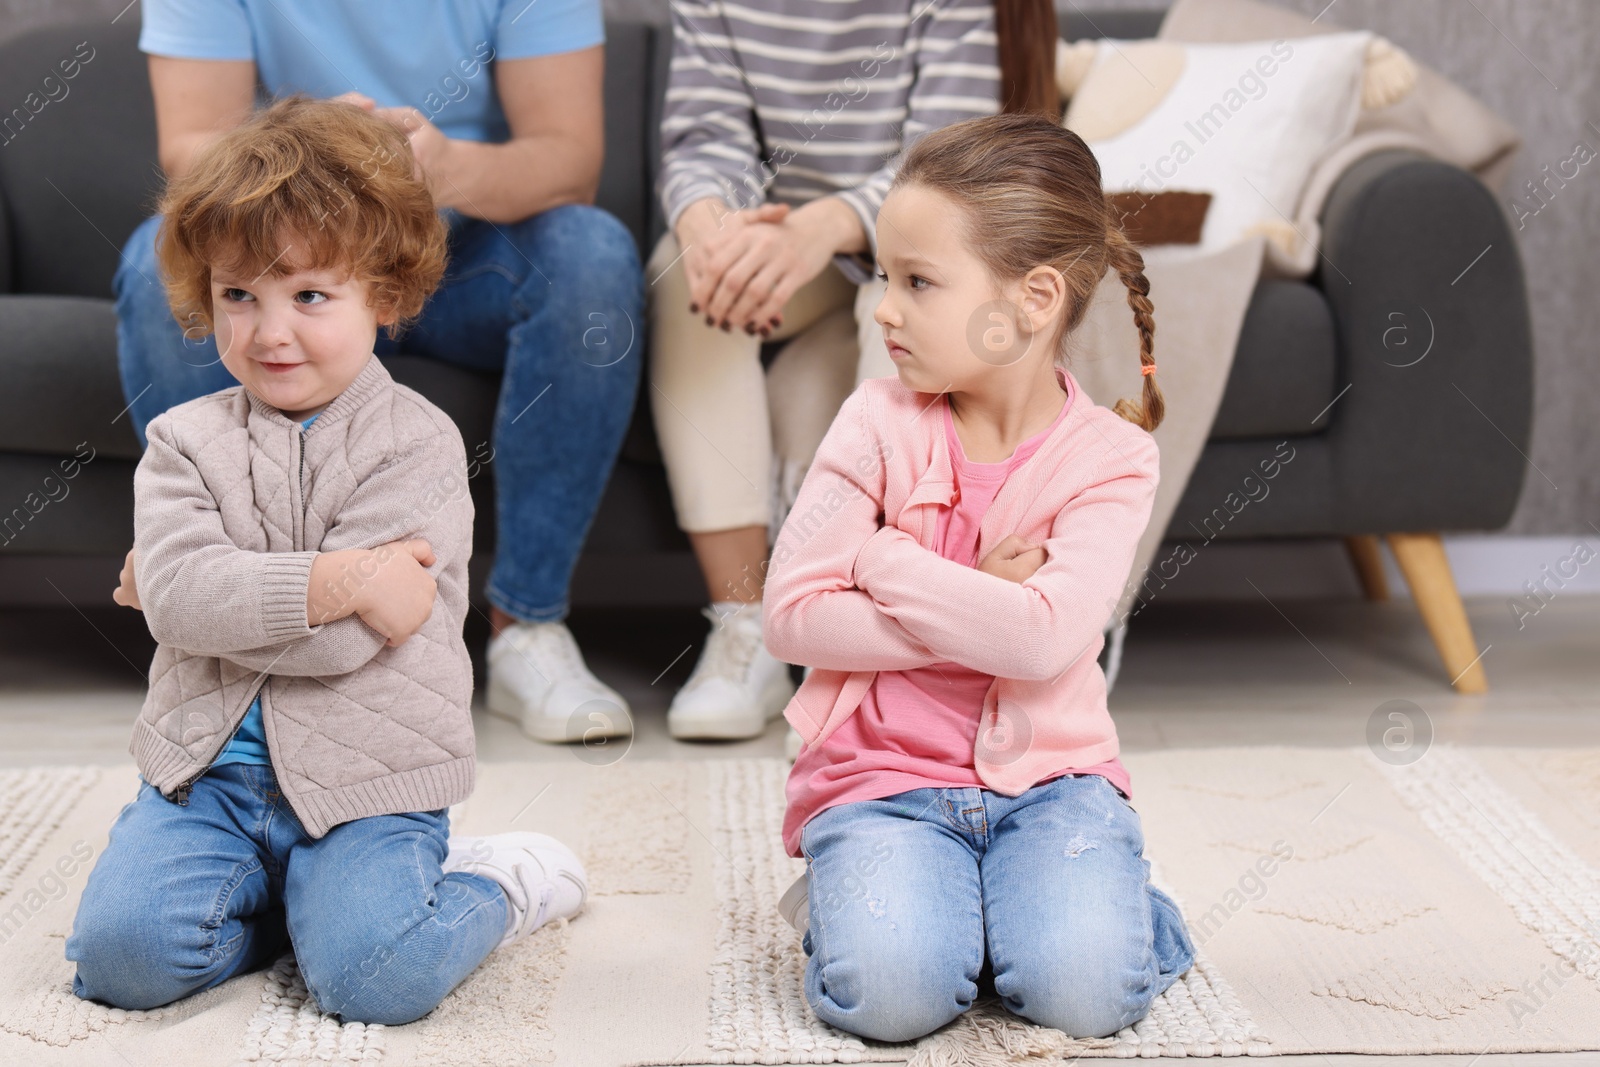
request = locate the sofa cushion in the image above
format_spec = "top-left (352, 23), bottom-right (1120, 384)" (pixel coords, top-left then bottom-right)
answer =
top-left (0, 452), bottom-right (136, 554)
top-left (0, 21), bottom-right (158, 299)
top-left (1066, 33), bottom-right (1370, 270)
top-left (0, 295), bottom-right (142, 460)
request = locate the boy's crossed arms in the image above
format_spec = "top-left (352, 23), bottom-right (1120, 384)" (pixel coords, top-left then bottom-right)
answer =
top-left (116, 537), bottom-right (438, 658)
top-left (116, 412), bottom-right (470, 673)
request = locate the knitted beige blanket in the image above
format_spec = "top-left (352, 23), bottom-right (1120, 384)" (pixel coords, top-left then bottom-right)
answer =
top-left (3, 747), bottom-right (1598, 1066)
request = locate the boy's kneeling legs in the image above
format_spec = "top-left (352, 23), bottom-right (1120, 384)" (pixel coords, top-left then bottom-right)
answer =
top-left (800, 797), bottom-right (985, 1043)
top-left (67, 778), bottom-right (286, 1010)
top-left (285, 810), bottom-right (506, 1025)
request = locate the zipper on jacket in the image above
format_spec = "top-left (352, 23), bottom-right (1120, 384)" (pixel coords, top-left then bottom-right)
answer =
top-left (168, 675), bottom-right (269, 805)
top-left (172, 423), bottom-right (303, 806)
top-left (296, 426), bottom-right (307, 548)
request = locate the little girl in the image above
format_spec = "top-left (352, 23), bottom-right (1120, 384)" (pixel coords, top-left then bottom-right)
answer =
top-left (763, 111), bottom-right (1195, 1043)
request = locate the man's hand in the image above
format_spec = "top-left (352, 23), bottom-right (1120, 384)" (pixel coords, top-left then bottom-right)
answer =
top-left (330, 90), bottom-right (376, 111)
top-left (331, 96), bottom-right (460, 213)
top-left (371, 105), bottom-right (453, 196)
top-left (308, 539), bottom-right (438, 646)
top-left (113, 547), bottom-right (141, 611)
top-left (978, 535), bottom-right (1047, 585)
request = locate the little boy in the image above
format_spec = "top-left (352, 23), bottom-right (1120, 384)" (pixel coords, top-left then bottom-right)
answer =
top-left (67, 96), bottom-right (585, 1025)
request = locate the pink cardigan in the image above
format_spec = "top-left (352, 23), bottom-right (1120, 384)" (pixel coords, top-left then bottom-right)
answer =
top-left (762, 366), bottom-right (1160, 796)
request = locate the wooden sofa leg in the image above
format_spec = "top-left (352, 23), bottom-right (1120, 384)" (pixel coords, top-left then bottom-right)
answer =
top-left (1385, 532), bottom-right (1489, 694)
top-left (1344, 535), bottom-right (1389, 601)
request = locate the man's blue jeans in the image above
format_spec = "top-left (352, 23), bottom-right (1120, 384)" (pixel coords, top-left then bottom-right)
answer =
top-left (113, 204), bottom-right (644, 622)
top-left (798, 773), bottom-right (1196, 1043)
top-left (65, 764), bottom-right (507, 1025)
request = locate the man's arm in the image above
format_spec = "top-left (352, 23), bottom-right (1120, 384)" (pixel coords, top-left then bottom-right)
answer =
top-left (151, 47), bottom-right (601, 224)
top-left (147, 55), bottom-right (255, 178)
top-left (417, 48), bottom-right (604, 222)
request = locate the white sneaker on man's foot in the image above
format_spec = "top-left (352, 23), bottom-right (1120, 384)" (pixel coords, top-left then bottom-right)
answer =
top-left (444, 832), bottom-right (588, 949)
top-left (668, 604), bottom-right (794, 740)
top-left (487, 621), bottom-right (633, 744)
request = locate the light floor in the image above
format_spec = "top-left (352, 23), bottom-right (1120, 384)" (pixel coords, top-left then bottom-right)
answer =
top-left (2, 594), bottom-right (1598, 1064)
top-left (6, 592), bottom-right (1598, 765)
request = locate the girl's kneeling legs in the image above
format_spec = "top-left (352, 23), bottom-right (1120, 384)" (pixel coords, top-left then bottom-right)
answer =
top-left (799, 795), bottom-right (985, 1043)
top-left (982, 775), bottom-right (1195, 1037)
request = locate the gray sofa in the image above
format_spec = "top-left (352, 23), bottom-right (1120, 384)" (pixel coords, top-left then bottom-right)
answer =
top-left (0, 9), bottom-right (1532, 691)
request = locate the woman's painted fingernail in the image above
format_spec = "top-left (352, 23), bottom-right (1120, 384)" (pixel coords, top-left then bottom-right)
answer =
top-left (720, 320), bottom-right (731, 331)
top-left (689, 302), bottom-right (699, 313)
top-left (744, 323), bottom-right (756, 335)
top-left (705, 315), bottom-right (716, 327)
top-left (759, 327), bottom-right (771, 338)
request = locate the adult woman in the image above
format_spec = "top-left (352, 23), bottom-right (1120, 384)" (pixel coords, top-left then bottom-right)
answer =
top-left (649, 0), bottom-right (1059, 738)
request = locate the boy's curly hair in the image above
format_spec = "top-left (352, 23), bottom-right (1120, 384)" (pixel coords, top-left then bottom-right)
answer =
top-left (156, 94), bottom-right (448, 338)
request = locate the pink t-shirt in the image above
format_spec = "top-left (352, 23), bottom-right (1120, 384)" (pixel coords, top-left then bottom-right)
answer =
top-left (783, 375), bottom-right (1131, 855)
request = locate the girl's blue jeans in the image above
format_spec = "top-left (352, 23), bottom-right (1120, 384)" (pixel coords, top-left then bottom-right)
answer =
top-left (798, 773), bottom-right (1196, 1043)
top-left (65, 763), bottom-right (507, 1025)
top-left (113, 204), bottom-right (644, 624)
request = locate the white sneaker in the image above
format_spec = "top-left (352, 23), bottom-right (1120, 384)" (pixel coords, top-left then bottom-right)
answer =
top-left (444, 832), bottom-right (588, 949)
top-left (487, 621), bottom-right (633, 744)
top-left (779, 873), bottom-right (809, 935)
top-left (668, 605), bottom-right (795, 740)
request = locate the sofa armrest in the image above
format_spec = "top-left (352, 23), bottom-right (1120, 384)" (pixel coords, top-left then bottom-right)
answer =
top-left (1315, 149), bottom-right (1534, 533)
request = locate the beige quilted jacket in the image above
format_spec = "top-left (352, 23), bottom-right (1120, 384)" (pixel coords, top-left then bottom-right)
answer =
top-left (131, 355), bottom-right (475, 838)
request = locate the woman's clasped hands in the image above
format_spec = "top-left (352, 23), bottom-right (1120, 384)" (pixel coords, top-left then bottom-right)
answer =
top-left (675, 199), bottom-right (839, 338)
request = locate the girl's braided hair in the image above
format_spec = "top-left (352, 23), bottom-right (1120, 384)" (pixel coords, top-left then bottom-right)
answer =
top-left (890, 111), bottom-right (1164, 432)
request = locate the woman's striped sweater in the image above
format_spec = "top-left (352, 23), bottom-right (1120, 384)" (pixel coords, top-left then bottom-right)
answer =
top-left (657, 0), bottom-right (1002, 260)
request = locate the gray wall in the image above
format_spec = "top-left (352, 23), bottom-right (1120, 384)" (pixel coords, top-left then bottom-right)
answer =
top-left (2, 0), bottom-right (1594, 537)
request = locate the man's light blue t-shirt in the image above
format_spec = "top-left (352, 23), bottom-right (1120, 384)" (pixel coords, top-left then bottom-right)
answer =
top-left (139, 0), bottom-right (604, 144)
top-left (213, 413), bottom-right (320, 769)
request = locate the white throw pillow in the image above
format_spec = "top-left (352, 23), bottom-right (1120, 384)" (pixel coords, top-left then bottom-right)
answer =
top-left (1067, 33), bottom-right (1370, 259)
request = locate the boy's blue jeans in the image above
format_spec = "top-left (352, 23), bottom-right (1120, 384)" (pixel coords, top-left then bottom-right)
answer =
top-left (65, 764), bottom-right (507, 1025)
top-left (113, 204), bottom-right (644, 623)
top-left (798, 773), bottom-right (1195, 1043)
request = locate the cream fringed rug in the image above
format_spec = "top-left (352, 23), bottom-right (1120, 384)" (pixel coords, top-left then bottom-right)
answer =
top-left (3, 747), bottom-right (1600, 1066)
